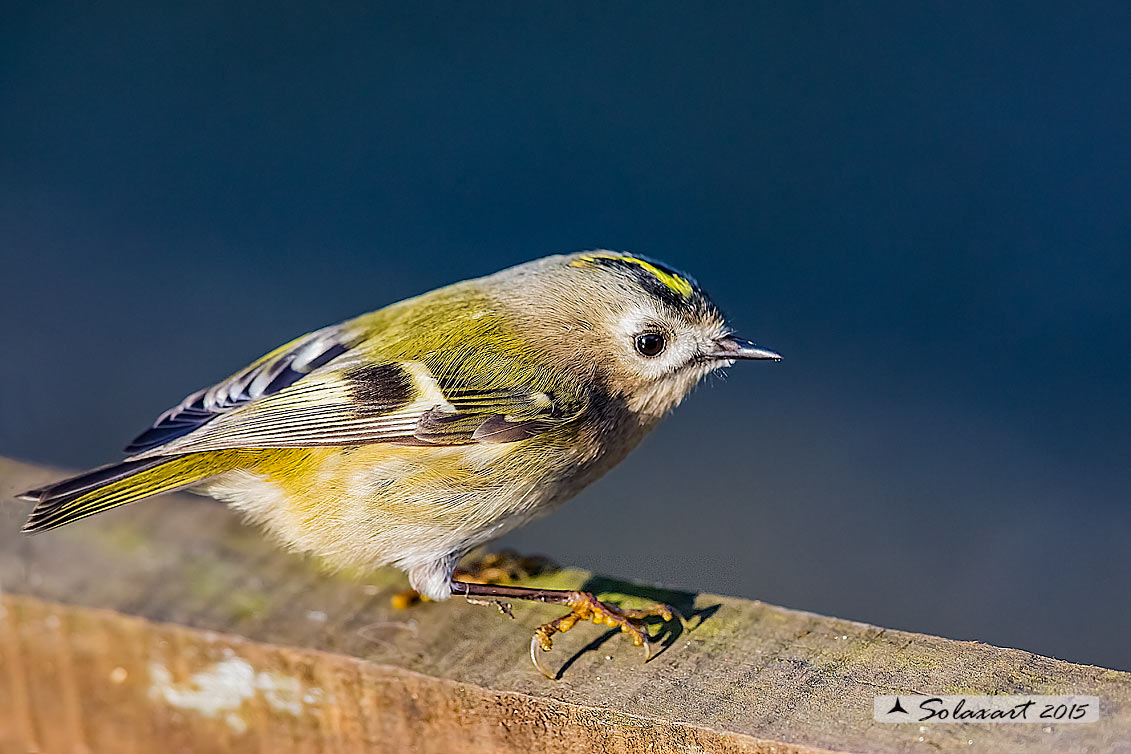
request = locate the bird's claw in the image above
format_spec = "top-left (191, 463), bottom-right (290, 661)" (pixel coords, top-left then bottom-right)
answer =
top-left (528, 591), bottom-right (681, 679)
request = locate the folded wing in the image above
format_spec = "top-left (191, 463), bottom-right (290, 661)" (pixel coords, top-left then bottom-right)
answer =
top-left (125, 328), bottom-right (579, 457)
top-left (125, 323), bottom-right (360, 453)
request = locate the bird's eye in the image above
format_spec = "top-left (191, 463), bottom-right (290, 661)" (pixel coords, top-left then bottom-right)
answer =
top-left (634, 332), bottom-right (666, 358)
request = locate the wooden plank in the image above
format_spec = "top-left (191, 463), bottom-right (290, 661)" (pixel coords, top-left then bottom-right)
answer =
top-left (0, 456), bottom-right (1128, 753)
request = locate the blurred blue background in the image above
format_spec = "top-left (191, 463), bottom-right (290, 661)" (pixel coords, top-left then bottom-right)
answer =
top-left (2, 3), bottom-right (1129, 669)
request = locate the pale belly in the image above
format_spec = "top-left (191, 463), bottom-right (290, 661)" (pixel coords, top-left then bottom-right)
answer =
top-left (199, 441), bottom-right (584, 596)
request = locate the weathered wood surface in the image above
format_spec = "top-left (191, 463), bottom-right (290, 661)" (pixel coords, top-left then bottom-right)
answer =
top-left (0, 457), bottom-right (1127, 754)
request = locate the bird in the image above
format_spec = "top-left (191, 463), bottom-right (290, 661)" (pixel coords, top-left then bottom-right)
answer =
top-left (17, 250), bottom-right (780, 677)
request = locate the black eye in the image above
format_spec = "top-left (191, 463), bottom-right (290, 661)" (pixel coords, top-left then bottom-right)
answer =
top-left (634, 332), bottom-right (666, 357)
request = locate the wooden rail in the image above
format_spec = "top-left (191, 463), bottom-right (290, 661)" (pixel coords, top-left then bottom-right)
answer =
top-left (1, 457), bottom-right (1127, 753)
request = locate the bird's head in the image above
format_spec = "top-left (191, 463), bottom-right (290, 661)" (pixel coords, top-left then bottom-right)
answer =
top-left (501, 251), bottom-right (780, 420)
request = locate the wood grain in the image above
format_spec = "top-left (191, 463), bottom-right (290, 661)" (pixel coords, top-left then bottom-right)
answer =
top-left (1, 457), bottom-right (1127, 753)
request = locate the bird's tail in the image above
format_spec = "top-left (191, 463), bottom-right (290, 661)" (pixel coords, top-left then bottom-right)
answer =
top-left (18, 453), bottom-right (237, 534)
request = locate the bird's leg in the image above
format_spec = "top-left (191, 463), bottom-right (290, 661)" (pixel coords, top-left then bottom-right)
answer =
top-left (390, 549), bottom-right (556, 609)
top-left (450, 581), bottom-right (683, 679)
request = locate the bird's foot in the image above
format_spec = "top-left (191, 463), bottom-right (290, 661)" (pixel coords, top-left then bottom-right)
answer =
top-left (530, 591), bottom-right (682, 680)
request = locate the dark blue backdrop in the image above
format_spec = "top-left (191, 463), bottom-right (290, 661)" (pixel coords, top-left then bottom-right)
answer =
top-left (3, 2), bottom-right (1129, 669)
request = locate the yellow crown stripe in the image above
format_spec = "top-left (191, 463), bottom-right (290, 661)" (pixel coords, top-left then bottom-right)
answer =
top-left (572, 253), bottom-right (694, 299)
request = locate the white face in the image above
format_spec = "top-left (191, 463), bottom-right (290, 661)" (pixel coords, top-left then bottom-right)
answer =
top-left (611, 302), bottom-right (730, 417)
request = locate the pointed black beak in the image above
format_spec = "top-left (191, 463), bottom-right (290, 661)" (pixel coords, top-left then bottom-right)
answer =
top-left (707, 335), bottom-right (781, 361)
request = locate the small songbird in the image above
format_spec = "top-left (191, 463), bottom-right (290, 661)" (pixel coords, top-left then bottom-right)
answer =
top-left (19, 251), bottom-right (779, 677)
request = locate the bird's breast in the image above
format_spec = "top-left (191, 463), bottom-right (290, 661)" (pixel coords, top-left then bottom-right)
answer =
top-left (201, 436), bottom-right (599, 571)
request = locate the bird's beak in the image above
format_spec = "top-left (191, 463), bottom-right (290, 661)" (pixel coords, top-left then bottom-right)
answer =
top-left (707, 335), bottom-right (781, 361)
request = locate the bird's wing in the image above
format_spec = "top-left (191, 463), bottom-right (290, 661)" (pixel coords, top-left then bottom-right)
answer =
top-left (124, 322), bottom-right (363, 454)
top-left (125, 325), bottom-right (579, 457)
